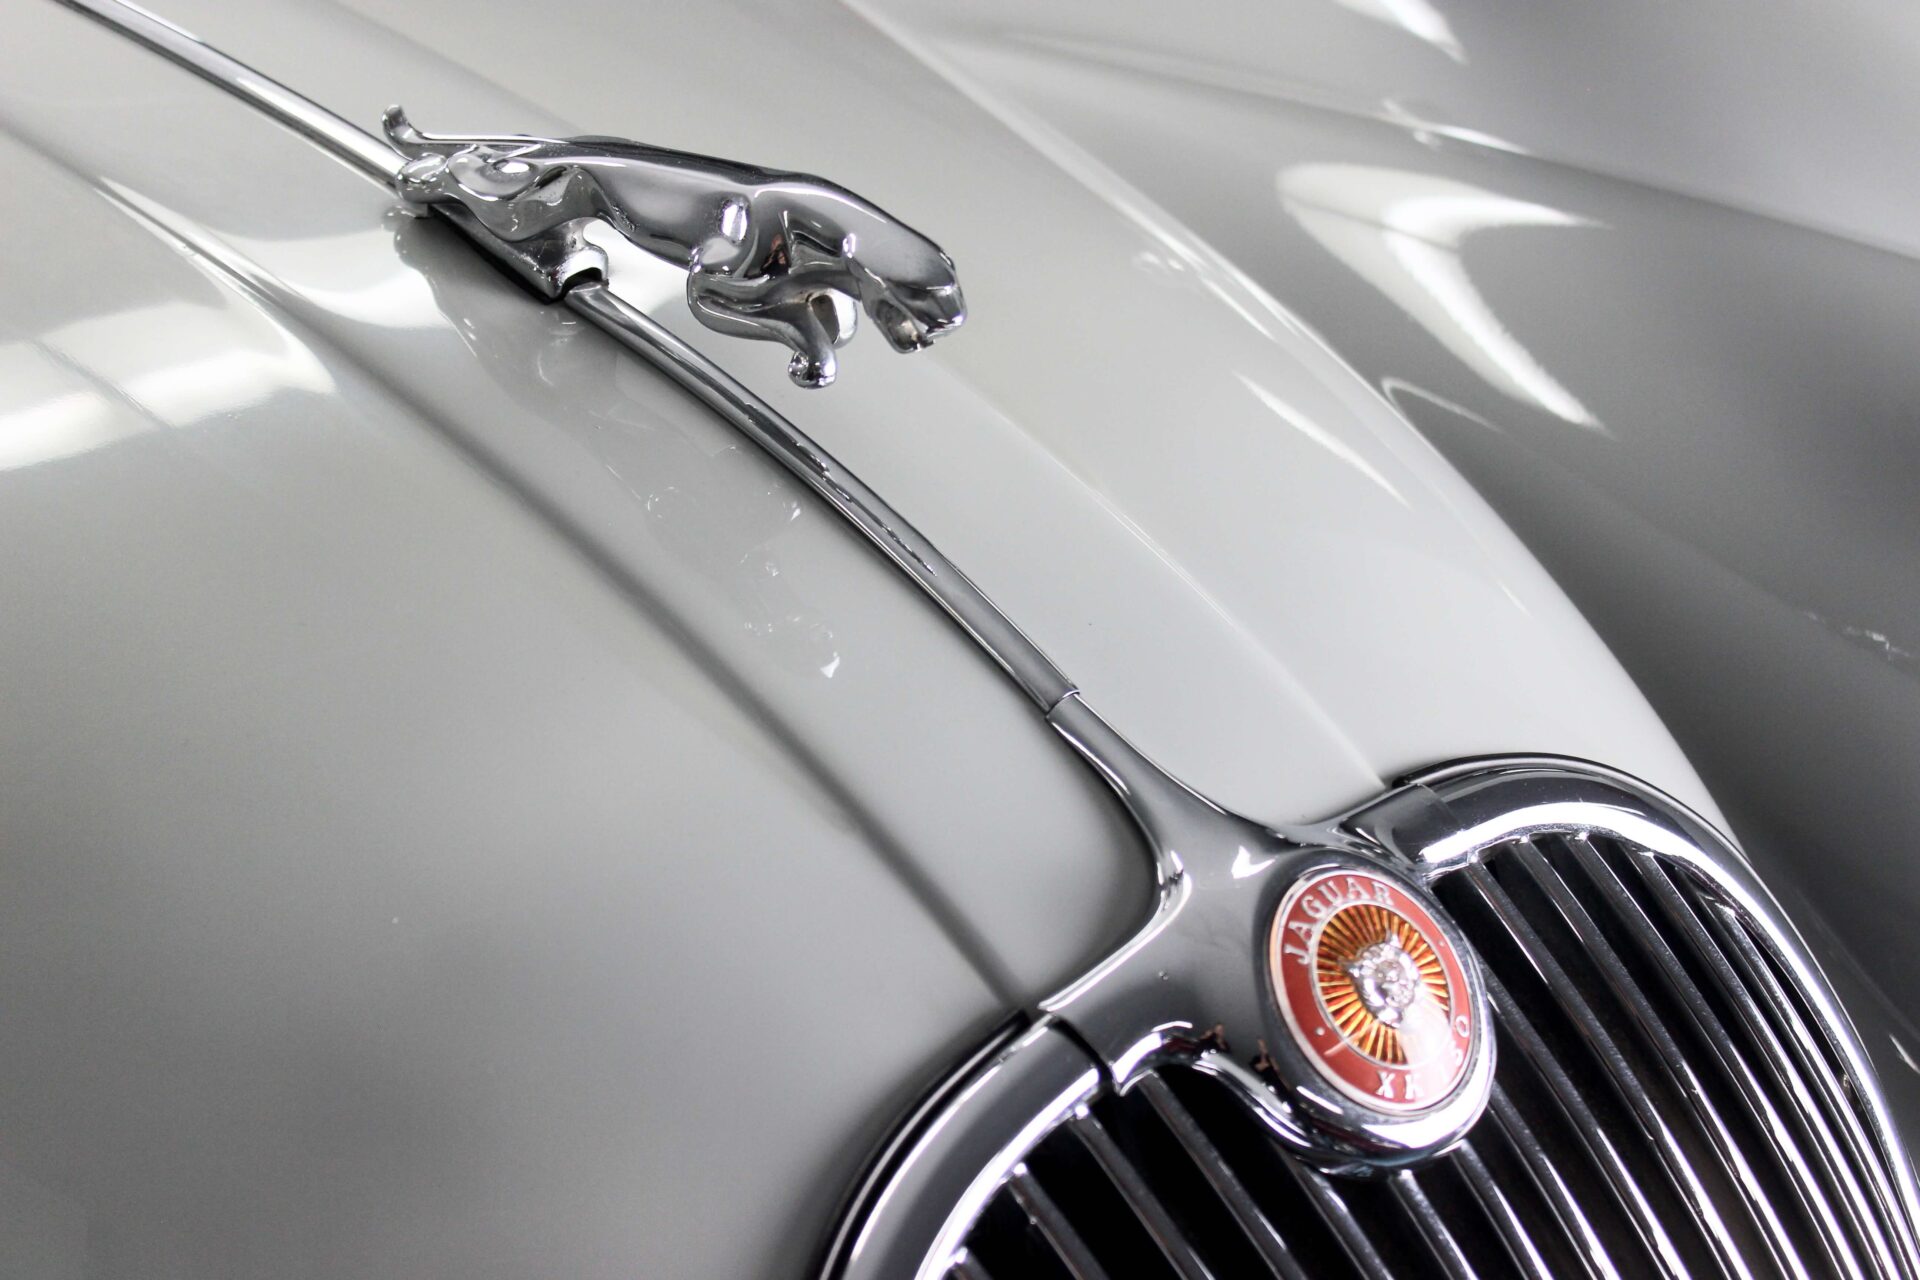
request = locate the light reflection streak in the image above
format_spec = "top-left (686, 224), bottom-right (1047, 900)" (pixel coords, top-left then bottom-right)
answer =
top-left (1333, 0), bottom-right (1465, 62)
top-left (1, 298), bottom-right (336, 469)
top-left (0, 387), bottom-right (125, 470)
top-left (1238, 374), bottom-right (1409, 507)
top-left (221, 223), bottom-right (445, 328)
top-left (1281, 163), bottom-right (1605, 432)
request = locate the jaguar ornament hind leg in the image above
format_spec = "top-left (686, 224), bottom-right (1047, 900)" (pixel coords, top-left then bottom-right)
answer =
top-left (685, 229), bottom-right (862, 389)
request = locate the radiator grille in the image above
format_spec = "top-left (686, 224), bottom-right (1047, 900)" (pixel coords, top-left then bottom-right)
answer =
top-left (944, 833), bottom-right (1918, 1280)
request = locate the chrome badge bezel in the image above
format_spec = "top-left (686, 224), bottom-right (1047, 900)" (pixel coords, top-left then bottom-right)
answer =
top-left (1263, 861), bottom-right (1488, 1127)
top-left (1032, 700), bottom-right (1496, 1172)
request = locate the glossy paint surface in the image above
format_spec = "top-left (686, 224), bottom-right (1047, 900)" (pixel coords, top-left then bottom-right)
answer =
top-left (1, 0), bottom-right (1738, 1274)
top-left (9, 0), bottom-right (1161, 996)
top-left (866, 0), bottom-right (1920, 261)
top-left (0, 123), bottom-right (1033, 1280)
top-left (0, 142), bottom-right (998, 1280)
top-left (138, 0), bottom-right (1711, 829)
top-left (0, 10), bottom-right (1145, 1277)
top-left (869, 0), bottom-right (1920, 1112)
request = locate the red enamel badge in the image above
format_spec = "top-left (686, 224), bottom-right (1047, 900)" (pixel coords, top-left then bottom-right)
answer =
top-left (1268, 868), bottom-right (1475, 1112)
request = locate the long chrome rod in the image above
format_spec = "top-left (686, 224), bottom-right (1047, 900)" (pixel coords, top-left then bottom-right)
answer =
top-left (566, 283), bottom-right (1074, 708)
top-left (54, 0), bottom-right (1075, 713)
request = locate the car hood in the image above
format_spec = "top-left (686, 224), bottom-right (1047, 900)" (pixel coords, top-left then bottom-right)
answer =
top-left (127, 0), bottom-right (1711, 824)
top-left (1, 1), bottom-right (1713, 1276)
top-left (861, 0), bottom-right (1920, 262)
top-left (853, 0), bottom-right (1920, 1148)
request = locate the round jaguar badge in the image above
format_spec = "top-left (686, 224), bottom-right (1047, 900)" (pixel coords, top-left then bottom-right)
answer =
top-left (1268, 867), bottom-right (1476, 1112)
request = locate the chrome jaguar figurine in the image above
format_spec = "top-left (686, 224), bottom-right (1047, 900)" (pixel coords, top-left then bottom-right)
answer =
top-left (383, 107), bottom-right (965, 387)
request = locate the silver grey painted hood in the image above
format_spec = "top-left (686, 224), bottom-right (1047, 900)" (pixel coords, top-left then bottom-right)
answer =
top-left (865, 0), bottom-right (1920, 261)
top-left (1, 10), bottom-right (1146, 1276)
top-left (0, 107), bottom-right (1068, 1280)
top-left (857, 0), bottom-right (1920, 1143)
top-left (121, 0), bottom-right (1712, 825)
top-left (1, 0), bottom-right (1726, 1275)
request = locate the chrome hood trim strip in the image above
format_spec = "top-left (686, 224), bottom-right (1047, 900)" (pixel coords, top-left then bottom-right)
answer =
top-left (565, 282), bottom-right (1072, 709)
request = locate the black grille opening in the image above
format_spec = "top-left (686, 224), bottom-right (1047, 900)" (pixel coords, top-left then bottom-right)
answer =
top-left (942, 834), bottom-right (1917, 1279)
top-left (963, 1192), bottom-right (1077, 1280)
top-left (1164, 1066), bottom-right (1364, 1279)
top-left (1458, 1102), bottom-right (1606, 1279)
top-left (1093, 1084), bottom-right (1276, 1279)
top-left (1020, 1116), bottom-right (1178, 1280)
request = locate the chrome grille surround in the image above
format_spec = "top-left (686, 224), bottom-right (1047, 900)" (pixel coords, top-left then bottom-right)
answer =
top-left (821, 760), bottom-right (1920, 1280)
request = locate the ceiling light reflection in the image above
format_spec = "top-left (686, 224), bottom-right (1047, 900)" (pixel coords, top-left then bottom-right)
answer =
top-left (1333, 0), bottom-right (1465, 62)
top-left (1280, 163), bottom-right (1605, 431)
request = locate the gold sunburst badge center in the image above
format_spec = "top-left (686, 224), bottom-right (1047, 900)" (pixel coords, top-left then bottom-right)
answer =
top-left (1271, 868), bottom-right (1477, 1111)
top-left (1313, 902), bottom-right (1451, 1064)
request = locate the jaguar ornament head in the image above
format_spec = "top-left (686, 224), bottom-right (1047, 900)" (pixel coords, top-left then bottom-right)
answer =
top-left (383, 107), bottom-right (965, 388)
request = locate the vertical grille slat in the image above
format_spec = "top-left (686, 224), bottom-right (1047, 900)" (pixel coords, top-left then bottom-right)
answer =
top-left (1473, 963), bottom-right (1696, 1277)
top-left (1452, 1141), bottom-right (1556, 1280)
top-left (1710, 897), bottom-right (1920, 1273)
top-left (1566, 834), bottom-right (1884, 1278)
top-left (1484, 1088), bottom-right (1628, 1280)
top-left (1285, 1159), bottom-right (1397, 1279)
top-left (1389, 1169), bottom-right (1481, 1280)
top-left (1007, 1167), bottom-right (1112, 1280)
top-left (1459, 862), bottom-right (1758, 1279)
top-left (1069, 1112), bottom-right (1218, 1280)
top-left (1137, 1074), bottom-right (1307, 1280)
top-left (949, 1251), bottom-right (994, 1280)
top-left (1645, 853), bottom-right (1920, 1279)
top-left (923, 821), bottom-right (1918, 1280)
top-left (1501, 840), bottom-right (1817, 1280)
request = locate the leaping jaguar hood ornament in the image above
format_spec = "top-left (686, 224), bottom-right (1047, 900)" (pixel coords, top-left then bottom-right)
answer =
top-left (383, 107), bottom-right (966, 388)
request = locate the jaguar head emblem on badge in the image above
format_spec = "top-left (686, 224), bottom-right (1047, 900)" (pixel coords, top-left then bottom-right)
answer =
top-left (382, 108), bottom-right (965, 389)
top-left (1269, 868), bottom-right (1477, 1114)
